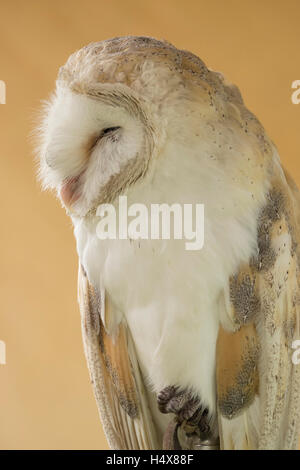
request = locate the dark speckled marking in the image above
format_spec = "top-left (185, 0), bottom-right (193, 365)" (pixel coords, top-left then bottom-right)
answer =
top-left (230, 271), bottom-right (260, 324)
top-left (218, 339), bottom-right (259, 419)
top-left (219, 359), bottom-right (258, 419)
top-left (230, 186), bottom-right (295, 327)
top-left (253, 189), bottom-right (285, 272)
top-left (87, 284), bottom-right (100, 334)
top-left (118, 392), bottom-right (139, 419)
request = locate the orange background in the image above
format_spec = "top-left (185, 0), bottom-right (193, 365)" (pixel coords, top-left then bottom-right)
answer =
top-left (0, 0), bottom-right (299, 450)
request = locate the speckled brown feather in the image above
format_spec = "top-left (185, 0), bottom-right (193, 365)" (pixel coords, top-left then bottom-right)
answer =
top-left (99, 310), bottom-right (138, 419)
top-left (217, 323), bottom-right (259, 420)
top-left (78, 264), bottom-right (159, 449)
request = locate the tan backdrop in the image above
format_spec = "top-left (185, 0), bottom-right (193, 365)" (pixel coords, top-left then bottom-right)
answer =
top-left (0, 0), bottom-right (299, 450)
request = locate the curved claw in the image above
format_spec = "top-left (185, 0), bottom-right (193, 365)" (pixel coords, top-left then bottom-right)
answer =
top-left (163, 417), bottom-right (220, 450)
top-left (158, 385), bottom-right (220, 450)
top-left (162, 420), bottom-right (181, 450)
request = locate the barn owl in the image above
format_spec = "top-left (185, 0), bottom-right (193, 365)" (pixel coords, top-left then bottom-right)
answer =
top-left (37, 36), bottom-right (300, 450)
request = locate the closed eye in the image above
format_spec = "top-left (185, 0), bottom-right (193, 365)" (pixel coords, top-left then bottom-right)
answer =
top-left (101, 126), bottom-right (121, 136)
top-left (89, 126), bottom-right (121, 153)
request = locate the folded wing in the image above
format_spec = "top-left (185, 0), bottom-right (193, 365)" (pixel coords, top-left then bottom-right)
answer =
top-left (78, 264), bottom-right (159, 449)
top-left (217, 168), bottom-right (300, 449)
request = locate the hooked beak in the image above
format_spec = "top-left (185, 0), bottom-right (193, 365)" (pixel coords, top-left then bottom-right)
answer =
top-left (60, 173), bottom-right (83, 207)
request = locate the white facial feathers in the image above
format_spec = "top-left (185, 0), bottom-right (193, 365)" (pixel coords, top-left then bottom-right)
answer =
top-left (38, 86), bottom-right (148, 216)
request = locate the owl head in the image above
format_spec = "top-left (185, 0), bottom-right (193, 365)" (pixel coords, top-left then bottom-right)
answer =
top-left (37, 36), bottom-right (256, 218)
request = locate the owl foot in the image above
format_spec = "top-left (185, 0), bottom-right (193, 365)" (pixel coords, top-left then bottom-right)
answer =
top-left (157, 385), bottom-right (219, 450)
top-left (157, 385), bottom-right (201, 421)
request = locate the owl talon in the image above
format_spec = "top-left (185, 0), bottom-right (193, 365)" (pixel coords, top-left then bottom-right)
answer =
top-left (157, 385), bottom-right (219, 450)
top-left (157, 385), bottom-right (201, 421)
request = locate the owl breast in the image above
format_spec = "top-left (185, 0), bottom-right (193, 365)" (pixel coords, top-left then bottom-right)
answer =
top-left (72, 144), bottom-right (261, 424)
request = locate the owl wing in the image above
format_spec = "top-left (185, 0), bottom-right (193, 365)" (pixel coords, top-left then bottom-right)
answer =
top-left (216, 169), bottom-right (300, 449)
top-left (78, 264), bottom-right (159, 449)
